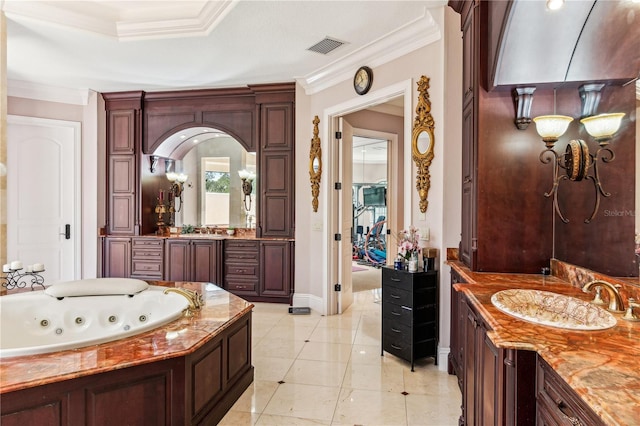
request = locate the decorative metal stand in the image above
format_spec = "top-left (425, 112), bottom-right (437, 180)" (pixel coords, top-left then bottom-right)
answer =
top-left (2, 268), bottom-right (46, 291)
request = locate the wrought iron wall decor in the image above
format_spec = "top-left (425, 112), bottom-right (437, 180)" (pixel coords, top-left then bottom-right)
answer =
top-left (309, 115), bottom-right (322, 212)
top-left (411, 76), bottom-right (436, 213)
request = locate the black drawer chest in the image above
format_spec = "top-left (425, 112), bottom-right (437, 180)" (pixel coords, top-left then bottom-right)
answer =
top-left (381, 267), bottom-right (438, 371)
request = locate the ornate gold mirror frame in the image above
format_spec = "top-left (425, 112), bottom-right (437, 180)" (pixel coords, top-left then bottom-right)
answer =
top-left (309, 116), bottom-right (322, 212)
top-left (411, 76), bottom-right (435, 213)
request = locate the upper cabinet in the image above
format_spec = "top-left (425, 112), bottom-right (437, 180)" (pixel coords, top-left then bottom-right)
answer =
top-left (103, 92), bottom-right (143, 235)
top-left (102, 84), bottom-right (296, 239)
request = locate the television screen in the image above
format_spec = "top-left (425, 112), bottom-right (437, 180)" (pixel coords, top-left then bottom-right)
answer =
top-left (363, 187), bottom-right (386, 206)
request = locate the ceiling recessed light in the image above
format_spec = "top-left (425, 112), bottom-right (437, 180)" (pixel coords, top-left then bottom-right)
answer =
top-left (193, 139), bottom-right (199, 143)
top-left (546, 0), bottom-right (564, 10)
top-left (180, 135), bottom-right (186, 139)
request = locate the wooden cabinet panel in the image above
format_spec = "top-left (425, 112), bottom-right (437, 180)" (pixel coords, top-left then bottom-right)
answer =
top-left (165, 239), bottom-right (191, 282)
top-left (261, 103), bottom-right (293, 150)
top-left (259, 241), bottom-right (291, 298)
top-left (103, 237), bottom-right (131, 278)
top-left (165, 239), bottom-right (219, 283)
top-left (192, 340), bottom-right (223, 415)
top-left (86, 373), bottom-right (169, 426)
top-left (0, 401), bottom-right (65, 426)
top-left (192, 240), bottom-right (219, 283)
top-left (108, 155), bottom-right (137, 235)
top-left (108, 109), bottom-right (136, 154)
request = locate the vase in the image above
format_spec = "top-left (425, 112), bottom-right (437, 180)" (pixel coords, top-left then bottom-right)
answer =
top-left (408, 253), bottom-right (418, 272)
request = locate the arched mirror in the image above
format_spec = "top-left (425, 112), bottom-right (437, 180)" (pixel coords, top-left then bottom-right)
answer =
top-left (411, 76), bottom-right (435, 213)
top-left (154, 127), bottom-right (256, 229)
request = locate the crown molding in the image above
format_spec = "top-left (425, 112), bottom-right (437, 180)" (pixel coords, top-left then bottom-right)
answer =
top-left (2, 0), bottom-right (237, 41)
top-left (296, 8), bottom-right (441, 96)
top-left (8, 80), bottom-right (90, 105)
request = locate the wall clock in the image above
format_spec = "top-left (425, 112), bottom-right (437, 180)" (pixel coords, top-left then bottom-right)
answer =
top-left (353, 66), bottom-right (373, 95)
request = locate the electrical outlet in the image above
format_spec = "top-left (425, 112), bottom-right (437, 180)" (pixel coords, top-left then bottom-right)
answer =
top-left (312, 222), bottom-right (323, 231)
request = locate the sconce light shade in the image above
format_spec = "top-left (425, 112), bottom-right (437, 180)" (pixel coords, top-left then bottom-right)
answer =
top-left (166, 171), bottom-right (178, 182)
top-left (580, 113), bottom-right (625, 145)
top-left (533, 115), bottom-right (573, 147)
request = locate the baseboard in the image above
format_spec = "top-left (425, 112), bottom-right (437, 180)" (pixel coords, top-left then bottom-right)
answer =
top-left (291, 293), bottom-right (325, 315)
top-left (438, 347), bottom-right (450, 372)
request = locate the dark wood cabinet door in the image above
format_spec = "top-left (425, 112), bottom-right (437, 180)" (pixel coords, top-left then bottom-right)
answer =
top-left (259, 101), bottom-right (294, 238)
top-left (462, 296), bottom-right (477, 426)
top-left (192, 240), bottom-right (218, 283)
top-left (165, 239), bottom-right (191, 282)
top-left (108, 109), bottom-right (136, 154)
top-left (103, 237), bottom-right (131, 278)
top-left (259, 240), bottom-right (291, 297)
top-left (108, 155), bottom-right (137, 235)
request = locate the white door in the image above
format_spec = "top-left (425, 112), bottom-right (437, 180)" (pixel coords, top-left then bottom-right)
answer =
top-left (7, 116), bottom-right (80, 286)
top-left (337, 117), bottom-right (354, 313)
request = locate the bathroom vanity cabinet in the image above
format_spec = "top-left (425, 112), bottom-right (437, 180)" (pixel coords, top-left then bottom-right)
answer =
top-left (459, 291), bottom-right (536, 426)
top-left (102, 236), bottom-right (293, 303)
top-left (381, 268), bottom-right (438, 371)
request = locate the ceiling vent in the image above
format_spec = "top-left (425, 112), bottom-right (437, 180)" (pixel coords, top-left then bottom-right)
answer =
top-left (307, 37), bottom-right (346, 55)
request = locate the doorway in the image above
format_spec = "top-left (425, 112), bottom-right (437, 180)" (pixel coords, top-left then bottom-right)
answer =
top-left (7, 115), bottom-right (81, 285)
top-left (324, 79), bottom-right (413, 315)
top-left (351, 135), bottom-right (388, 294)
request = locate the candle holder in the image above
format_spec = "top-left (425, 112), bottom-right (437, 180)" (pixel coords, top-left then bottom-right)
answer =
top-left (2, 267), bottom-right (46, 291)
top-left (155, 197), bottom-right (167, 227)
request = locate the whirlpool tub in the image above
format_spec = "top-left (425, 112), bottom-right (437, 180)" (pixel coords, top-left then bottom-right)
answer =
top-left (0, 278), bottom-right (189, 358)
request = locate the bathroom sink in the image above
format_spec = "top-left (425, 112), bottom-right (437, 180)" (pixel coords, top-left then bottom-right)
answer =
top-left (491, 289), bottom-right (617, 331)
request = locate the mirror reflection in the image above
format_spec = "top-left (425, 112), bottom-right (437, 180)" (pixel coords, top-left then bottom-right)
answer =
top-left (179, 134), bottom-right (256, 229)
top-left (417, 131), bottom-right (431, 155)
top-left (312, 157), bottom-right (320, 174)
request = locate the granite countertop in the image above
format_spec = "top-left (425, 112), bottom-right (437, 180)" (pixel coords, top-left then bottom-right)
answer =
top-left (114, 233), bottom-right (294, 242)
top-left (449, 261), bottom-right (640, 425)
top-left (0, 282), bottom-right (253, 394)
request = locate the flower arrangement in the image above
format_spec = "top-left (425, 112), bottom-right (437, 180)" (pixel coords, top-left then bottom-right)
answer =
top-left (398, 226), bottom-right (420, 260)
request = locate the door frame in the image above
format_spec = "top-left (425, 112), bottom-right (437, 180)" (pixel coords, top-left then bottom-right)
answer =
top-left (7, 115), bottom-right (82, 281)
top-left (322, 79), bottom-right (413, 315)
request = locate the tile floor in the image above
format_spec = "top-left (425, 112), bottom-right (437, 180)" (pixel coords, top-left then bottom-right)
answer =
top-left (219, 289), bottom-right (462, 425)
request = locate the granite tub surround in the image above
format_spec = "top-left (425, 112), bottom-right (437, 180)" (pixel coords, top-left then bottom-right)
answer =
top-left (0, 281), bottom-right (253, 394)
top-left (449, 263), bottom-right (640, 425)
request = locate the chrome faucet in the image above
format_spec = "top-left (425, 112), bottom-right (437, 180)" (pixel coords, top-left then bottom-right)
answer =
top-left (164, 288), bottom-right (204, 317)
top-left (582, 280), bottom-right (625, 313)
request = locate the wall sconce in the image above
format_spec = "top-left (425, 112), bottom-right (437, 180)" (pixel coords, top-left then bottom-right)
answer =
top-left (167, 172), bottom-right (188, 213)
top-left (533, 112), bottom-right (625, 223)
top-left (238, 169), bottom-right (255, 211)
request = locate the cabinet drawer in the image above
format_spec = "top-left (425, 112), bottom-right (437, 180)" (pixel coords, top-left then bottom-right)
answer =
top-left (225, 263), bottom-right (258, 277)
top-left (131, 260), bottom-right (163, 277)
top-left (536, 358), bottom-right (604, 426)
top-left (132, 238), bottom-right (163, 249)
top-left (224, 251), bottom-right (259, 262)
top-left (225, 240), bottom-right (259, 251)
top-left (382, 285), bottom-right (413, 308)
top-left (132, 250), bottom-right (163, 260)
top-left (382, 303), bottom-right (413, 325)
top-left (382, 268), bottom-right (413, 288)
top-left (226, 279), bottom-right (258, 294)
